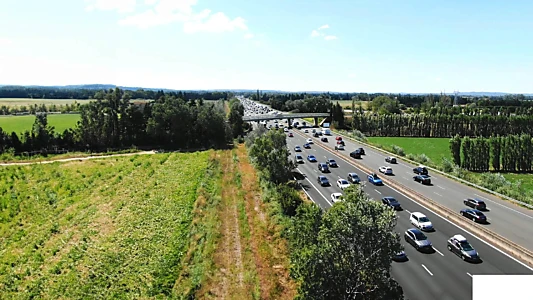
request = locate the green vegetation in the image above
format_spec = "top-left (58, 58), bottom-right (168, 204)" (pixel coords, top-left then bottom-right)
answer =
top-left (0, 114), bottom-right (80, 134)
top-left (0, 98), bottom-right (93, 107)
top-left (0, 151), bottom-right (212, 298)
top-left (367, 137), bottom-right (451, 163)
top-left (335, 100), bottom-right (370, 110)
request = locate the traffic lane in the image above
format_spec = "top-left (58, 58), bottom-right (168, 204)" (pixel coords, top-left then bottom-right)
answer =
top-left (294, 129), bottom-right (533, 274)
top-left (298, 128), bottom-right (533, 251)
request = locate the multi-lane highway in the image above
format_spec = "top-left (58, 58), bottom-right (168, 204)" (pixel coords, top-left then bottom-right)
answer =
top-left (290, 119), bottom-right (533, 253)
top-left (252, 117), bottom-right (532, 300)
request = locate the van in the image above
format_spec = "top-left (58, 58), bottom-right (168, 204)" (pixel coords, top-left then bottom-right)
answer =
top-left (322, 128), bottom-right (331, 135)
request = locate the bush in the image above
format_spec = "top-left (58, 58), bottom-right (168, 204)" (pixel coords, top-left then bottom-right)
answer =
top-left (478, 172), bottom-right (510, 191)
top-left (441, 157), bottom-right (454, 173)
top-left (391, 145), bottom-right (405, 157)
top-left (276, 184), bottom-right (303, 217)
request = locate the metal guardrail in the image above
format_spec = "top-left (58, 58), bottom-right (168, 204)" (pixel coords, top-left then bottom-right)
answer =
top-left (333, 129), bottom-right (533, 210)
top-left (293, 128), bottom-right (533, 267)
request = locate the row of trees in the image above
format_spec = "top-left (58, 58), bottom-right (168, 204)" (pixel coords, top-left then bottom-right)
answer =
top-left (0, 85), bottom-right (234, 101)
top-left (245, 128), bottom-right (404, 298)
top-left (450, 134), bottom-right (533, 172)
top-left (350, 113), bottom-right (533, 137)
top-left (0, 88), bottom-right (231, 154)
top-left (0, 103), bottom-right (81, 115)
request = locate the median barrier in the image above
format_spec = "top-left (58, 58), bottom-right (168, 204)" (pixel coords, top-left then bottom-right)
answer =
top-left (331, 129), bottom-right (533, 210)
top-left (295, 129), bottom-right (533, 267)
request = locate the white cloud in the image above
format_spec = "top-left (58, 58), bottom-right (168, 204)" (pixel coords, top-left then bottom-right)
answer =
top-left (115, 0), bottom-right (249, 34)
top-left (310, 24), bottom-right (337, 40)
top-left (85, 0), bottom-right (136, 13)
top-left (324, 35), bottom-right (337, 41)
top-left (0, 38), bottom-right (12, 46)
top-left (318, 24), bottom-right (329, 30)
top-left (310, 30), bottom-right (320, 37)
top-left (244, 33), bottom-right (254, 39)
top-left (144, 0), bottom-right (157, 4)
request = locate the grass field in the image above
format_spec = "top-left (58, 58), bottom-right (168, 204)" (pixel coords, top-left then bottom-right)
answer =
top-left (0, 114), bottom-right (80, 133)
top-left (335, 100), bottom-right (370, 110)
top-left (366, 136), bottom-right (533, 193)
top-left (0, 98), bottom-right (93, 107)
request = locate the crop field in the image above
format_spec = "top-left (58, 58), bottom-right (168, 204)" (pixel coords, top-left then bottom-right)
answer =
top-left (366, 136), bottom-right (533, 190)
top-left (0, 98), bottom-right (94, 107)
top-left (0, 151), bottom-right (214, 298)
top-left (0, 114), bottom-right (81, 134)
top-left (335, 100), bottom-right (370, 110)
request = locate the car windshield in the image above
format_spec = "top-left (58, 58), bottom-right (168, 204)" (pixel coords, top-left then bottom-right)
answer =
top-left (419, 217), bottom-right (430, 222)
top-left (329, 160), bottom-right (336, 163)
top-left (340, 180), bottom-right (348, 184)
top-left (413, 231), bottom-right (427, 240)
top-left (296, 156), bottom-right (302, 159)
top-left (373, 174), bottom-right (380, 179)
top-left (460, 241), bottom-right (474, 251)
top-left (309, 156), bottom-right (315, 159)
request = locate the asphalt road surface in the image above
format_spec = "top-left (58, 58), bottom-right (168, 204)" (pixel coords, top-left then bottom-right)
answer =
top-left (255, 121), bottom-right (532, 300)
top-left (292, 120), bottom-right (533, 253)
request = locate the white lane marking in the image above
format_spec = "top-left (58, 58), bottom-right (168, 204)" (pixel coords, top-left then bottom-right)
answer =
top-left (437, 185), bottom-right (445, 190)
top-left (421, 264), bottom-right (434, 276)
top-left (434, 192), bottom-right (443, 197)
top-left (474, 194), bottom-right (533, 220)
top-left (385, 184), bottom-right (533, 271)
top-left (406, 172), bottom-right (413, 175)
top-left (313, 169), bottom-right (317, 173)
top-left (296, 168), bottom-right (333, 207)
top-left (405, 210), bottom-right (412, 214)
top-left (402, 176), bottom-right (408, 180)
top-left (467, 272), bottom-right (472, 277)
top-left (433, 247), bottom-right (444, 256)
top-left (374, 189), bottom-right (382, 194)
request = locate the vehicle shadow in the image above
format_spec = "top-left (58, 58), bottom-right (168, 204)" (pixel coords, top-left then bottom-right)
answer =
top-left (291, 172), bottom-right (306, 180)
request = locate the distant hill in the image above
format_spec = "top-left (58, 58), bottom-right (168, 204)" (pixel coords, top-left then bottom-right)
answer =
top-left (0, 84), bottom-right (531, 96)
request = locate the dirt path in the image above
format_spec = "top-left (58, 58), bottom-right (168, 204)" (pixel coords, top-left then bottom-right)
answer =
top-left (0, 151), bottom-right (156, 166)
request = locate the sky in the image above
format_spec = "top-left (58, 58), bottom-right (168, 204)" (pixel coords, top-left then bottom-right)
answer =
top-left (0, 0), bottom-right (532, 93)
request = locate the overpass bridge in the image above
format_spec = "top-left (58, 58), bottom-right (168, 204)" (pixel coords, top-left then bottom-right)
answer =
top-left (243, 113), bottom-right (330, 126)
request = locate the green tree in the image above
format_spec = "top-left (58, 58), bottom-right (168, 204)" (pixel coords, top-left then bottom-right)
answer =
top-left (371, 96), bottom-right (400, 114)
top-left (228, 99), bottom-right (244, 138)
top-left (449, 134), bottom-right (462, 166)
top-left (290, 186), bottom-right (404, 299)
top-left (248, 130), bottom-right (293, 184)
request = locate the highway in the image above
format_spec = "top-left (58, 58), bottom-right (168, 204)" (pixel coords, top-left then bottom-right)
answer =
top-left (253, 118), bottom-right (533, 300)
top-left (292, 122), bottom-right (533, 253)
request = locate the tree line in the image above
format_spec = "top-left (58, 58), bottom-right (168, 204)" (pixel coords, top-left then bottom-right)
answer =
top-left (0, 85), bottom-right (234, 101)
top-left (0, 103), bottom-right (81, 115)
top-left (450, 134), bottom-right (533, 172)
top-left (245, 128), bottom-right (404, 299)
top-left (350, 113), bottom-right (533, 137)
top-left (0, 88), bottom-right (231, 155)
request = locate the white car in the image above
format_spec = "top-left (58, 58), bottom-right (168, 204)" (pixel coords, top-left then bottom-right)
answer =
top-left (295, 155), bottom-right (304, 164)
top-left (410, 212), bottom-right (434, 231)
top-left (336, 178), bottom-right (351, 190)
top-left (304, 129), bottom-right (309, 133)
top-left (283, 128), bottom-right (289, 132)
top-left (379, 166), bottom-right (393, 175)
top-left (331, 193), bottom-right (343, 203)
top-left (306, 138), bottom-right (313, 144)
top-left (335, 144), bottom-right (344, 150)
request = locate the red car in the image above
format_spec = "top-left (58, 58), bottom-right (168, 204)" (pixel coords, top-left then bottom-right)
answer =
top-left (336, 136), bottom-right (343, 141)
top-left (288, 132), bottom-right (294, 137)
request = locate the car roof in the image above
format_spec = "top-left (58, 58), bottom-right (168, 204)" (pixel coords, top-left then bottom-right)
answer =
top-left (452, 234), bottom-right (467, 241)
top-left (468, 198), bottom-right (485, 203)
top-left (318, 175), bottom-right (327, 179)
top-left (383, 196), bottom-right (396, 200)
top-left (407, 228), bottom-right (422, 234)
top-left (411, 212), bottom-right (426, 218)
top-left (332, 192), bottom-right (342, 196)
top-left (338, 178), bottom-right (348, 182)
top-left (348, 172), bottom-right (358, 176)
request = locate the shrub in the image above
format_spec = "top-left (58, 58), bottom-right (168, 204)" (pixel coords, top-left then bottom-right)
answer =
top-left (391, 145), bottom-right (405, 157)
top-left (441, 157), bottom-right (454, 173)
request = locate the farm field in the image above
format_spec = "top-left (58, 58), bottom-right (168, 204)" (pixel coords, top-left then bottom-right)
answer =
top-left (366, 136), bottom-right (533, 191)
top-left (0, 114), bottom-right (80, 133)
top-left (335, 100), bottom-right (370, 110)
top-left (0, 147), bottom-right (294, 298)
top-left (0, 98), bottom-right (93, 107)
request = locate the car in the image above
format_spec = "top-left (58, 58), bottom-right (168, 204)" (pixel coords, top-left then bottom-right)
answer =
top-left (335, 144), bottom-right (345, 150)
top-left (274, 120), bottom-right (278, 123)
top-left (303, 143), bottom-right (311, 149)
top-left (413, 175), bottom-right (431, 185)
top-left (312, 129), bottom-right (316, 133)
top-left (385, 156), bottom-right (397, 164)
top-left (379, 166), bottom-right (393, 175)
top-left (326, 159), bottom-right (338, 167)
top-left (382, 197), bottom-right (401, 210)
top-left (307, 155), bottom-right (317, 162)
top-left (306, 138), bottom-right (313, 144)
top-left (295, 155), bottom-right (304, 164)
top-left (318, 163), bottom-right (330, 173)
top-left (337, 179), bottom-right (351, 190)
top-left (294, 146), bottom-right (302, 152)
top-left (336, 140), bottom-right (345, 146)
top-left (413, 166), bottom-right (429, 175)
top-left (321, 137), bottom-right (328, 142)
top-left (313, 132), bottom-right (320, 137)
top-left (317, 176), bottom-right (330, 186)
top-left (304, 129), bottom-right (309, 133)
top-left (283, 128), bottom-right (288, 132)
top-left (350, 150), bottom-right (362, 159)
top-left (357, 148), bottom-right (365, 155)
top-left (464, 198), bottom-right (487, 211)
top-left (331, 192), bottom-right (343, 203)
top-left (367, 173), bottom-right (383, 185)
top-left (335, 136), bottom-right (342, 140)
top-left (288, 132), bottom-right (293, 137)
top-left (460, 209), bottom-right (488, 223)
top-left (410, 212), bottom-right (434, 231)
top-left (404, 228), bottom-right (433, 252)
top-left (347, 173), bottom-right (360, 183)
top-left (447, 234), bottom-right (481, 262)
top-left (392, 251), bottom-right (408, 262)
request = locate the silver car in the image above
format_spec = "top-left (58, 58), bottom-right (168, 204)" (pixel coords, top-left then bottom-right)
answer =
top-left (404, 228), bottom-right (433, 252)
top-left (447, 234), bottom-right (481, 262)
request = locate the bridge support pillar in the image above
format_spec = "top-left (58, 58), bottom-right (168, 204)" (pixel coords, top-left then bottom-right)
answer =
top-left (288, 118), bottom-right (292, 128)
top-left (314, 117), bottom-right (319, 127)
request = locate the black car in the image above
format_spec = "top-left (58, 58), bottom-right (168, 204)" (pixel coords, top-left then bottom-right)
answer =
top-left (303, 143), bottom-right (311, 149)
top-left (413, 175), bottom-right (431, 185)
top-left (321, 137), bottom-right (329, 142)
top-left (313, 132), bottom-right (320, 137)
top-left (464, 198), bottom-right (487, 211)
top-left (357, 148), bottom-right (365, 155)
top-left (350, 150), bottom-right (362, 159)
top-left (318, 163), bottom-right (330, 173)
top-left (317, 176), bottom-right (330, 186)
top-left (385, 156), bottom-right (397, 163)
top-left (382, 197), bottom-right (402, 210)
top-left (326, 159), bottom-right (338, 167)
top-left (413, 166), bottom-right (429, 175)
top-left (404, 228), bottom-right (433, 252)
top-left (460, 209), bottom-right (487, 223)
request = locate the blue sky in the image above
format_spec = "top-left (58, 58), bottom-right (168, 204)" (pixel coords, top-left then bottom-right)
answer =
top-left (0, 0), bottom-right (532, 93)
